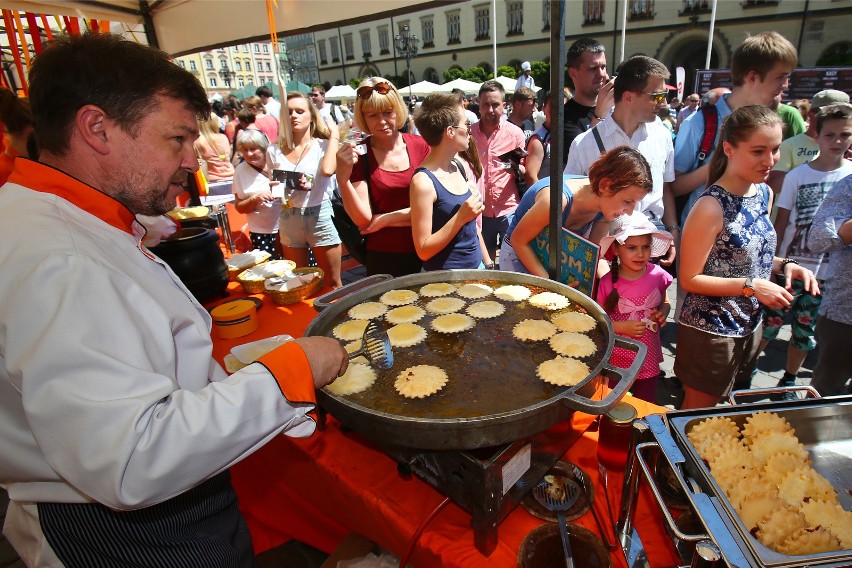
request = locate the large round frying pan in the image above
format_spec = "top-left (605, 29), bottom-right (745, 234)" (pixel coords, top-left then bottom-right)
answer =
top-left (306, 270), bottom-right (645, 450)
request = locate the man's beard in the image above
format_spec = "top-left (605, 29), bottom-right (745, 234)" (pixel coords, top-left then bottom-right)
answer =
top-left (112, 172), bottom-right (187, 216)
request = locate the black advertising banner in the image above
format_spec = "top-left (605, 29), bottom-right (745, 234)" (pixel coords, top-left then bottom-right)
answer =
top-left (694, 67), bottom-right (852, 101)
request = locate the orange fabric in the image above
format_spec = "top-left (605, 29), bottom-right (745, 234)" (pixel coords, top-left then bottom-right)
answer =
top-left (8, 159), bottom-right (136, 233)
top-left (258, 341), bottom-right (316, 407)
top-left (215, 286), bottom-right (681, 567)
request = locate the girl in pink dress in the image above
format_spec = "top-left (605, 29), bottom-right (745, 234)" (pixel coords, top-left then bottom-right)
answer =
top-left (596, 212), bottom-right (673, 403)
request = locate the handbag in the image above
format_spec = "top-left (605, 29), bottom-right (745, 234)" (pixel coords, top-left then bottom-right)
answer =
top-left (330, 157), bottom-right (369, 265)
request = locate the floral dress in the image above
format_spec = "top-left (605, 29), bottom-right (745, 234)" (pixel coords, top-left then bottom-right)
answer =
top-left (678, 184), bottom-right (776, 337)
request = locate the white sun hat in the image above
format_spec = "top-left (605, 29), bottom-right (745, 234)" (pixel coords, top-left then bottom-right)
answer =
top-left (599, 211), bottom-right (673, 260)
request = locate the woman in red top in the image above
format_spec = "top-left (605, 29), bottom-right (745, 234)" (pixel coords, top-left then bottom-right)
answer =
top-left (336, 77), bottom-right (430, 276)
top-left (0, 90), bottom-right (33, 186)
top-left (243, 95), bottom-right (280, 147)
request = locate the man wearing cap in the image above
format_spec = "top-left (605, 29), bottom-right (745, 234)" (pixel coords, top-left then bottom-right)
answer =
top-left (0, 33), bottom-right (347, 566)
top-left (767, 89), bottom-right (850, 195)
top-left (564, 56), bottom-right (677, 264)
top-left (515, 61), bottom-right (535, 91)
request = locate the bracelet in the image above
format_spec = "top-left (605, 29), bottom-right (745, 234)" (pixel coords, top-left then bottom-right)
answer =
top-left (589, 110), bottom-right (603, 121)
top-left (485, 262), bottom-right (496, 270)
top-left (780, 258), bottom-right (799, 270)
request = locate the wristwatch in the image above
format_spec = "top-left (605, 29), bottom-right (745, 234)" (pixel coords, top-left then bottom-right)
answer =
top-left (742, 277), bottom-right (755, 298)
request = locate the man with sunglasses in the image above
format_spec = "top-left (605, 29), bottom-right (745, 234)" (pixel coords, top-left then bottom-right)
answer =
top-left (564, 56), bottom-right (677, 264)
top-left (309, 84), bottom-right (346, 126)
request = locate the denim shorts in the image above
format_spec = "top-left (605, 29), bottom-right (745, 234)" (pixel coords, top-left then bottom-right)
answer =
top-left (279, 200), bottom-right (341, 248)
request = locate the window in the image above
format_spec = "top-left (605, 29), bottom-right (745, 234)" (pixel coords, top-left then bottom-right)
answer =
top-left (177, 60), bottom-right (185, 68)
top-left (238, 77), bottom-right (245, 87)
top-left (233, 61), bottom-right (240, 71)
top-left (421, 17), bottom-right (434, 48)
top-left (242, 45), bottom-right (248, 52)
top-left (360, 30), bottom-right (372, 57)
top-left (343, 33), bottom-right (354, 60)
top-left (220, 60), bottom-right (228, 69)
top-left (254, 44), bottom-right (260, 53)
top-left (318, 40), bottom-right (328, 64)
top-left (446, 10), bottom-right (461, 44)
top-left (583, 0), bottom-right (604, 24)
top-left (679, 0), bottom-right (710, 13)
top-left (210, 77), bottom-right (218, 87)
top-left (189, 60), bottom-right (197, 71)
top-left (507, 2), bottom-right (523, 35)
top-left (474, 5), bottom-right (490, 40)
top-left (205, 59), bottom-right (214, 70)
top-left (330, 37), bottom-right (340, 62)
top-left (264, 62), bottom-right (270, 72)
top-left (232, 45), bottom-right (239, 52)
top-left (262, 44), bottom-right (269, 53)
top-left (379, 26), bottom-right (390, 54)
top-left (629, 0), bottom-right (654, 19)
top-left (245, 61), bottom-right (251, 71)
top-left (542, 0), bottom-right (550, 29)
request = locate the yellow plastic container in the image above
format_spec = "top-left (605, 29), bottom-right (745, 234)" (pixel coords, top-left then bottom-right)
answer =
top-left (210, 299), bottom-right (258, 339)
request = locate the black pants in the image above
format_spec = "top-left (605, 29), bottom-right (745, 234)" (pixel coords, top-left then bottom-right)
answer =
top-left (39, 472), bottom-right (255, 568)
top-left (365, 250), bottom-right (422, 277)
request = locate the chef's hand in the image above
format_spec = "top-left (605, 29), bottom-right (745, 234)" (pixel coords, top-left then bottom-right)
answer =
top-left (294, 337), bottom-right (349, 389)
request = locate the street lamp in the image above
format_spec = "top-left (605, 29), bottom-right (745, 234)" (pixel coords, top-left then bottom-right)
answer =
top-left (218, 64), bottom-right (234, 89)
top-left (394, 24), bottom-right (419, 100)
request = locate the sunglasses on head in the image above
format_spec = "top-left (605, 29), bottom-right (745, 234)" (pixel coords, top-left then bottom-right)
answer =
top-left (357, 81), bottom-right (393, 99)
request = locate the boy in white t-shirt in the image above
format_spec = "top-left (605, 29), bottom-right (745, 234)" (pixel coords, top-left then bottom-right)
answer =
top-left (759, 103), bottom-right (852, 396)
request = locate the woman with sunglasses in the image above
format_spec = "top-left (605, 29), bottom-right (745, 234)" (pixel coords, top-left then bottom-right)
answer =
top-left (336, 77), bottom-right (430, 276)
top-left (410, 93), bottom-right (489, 270)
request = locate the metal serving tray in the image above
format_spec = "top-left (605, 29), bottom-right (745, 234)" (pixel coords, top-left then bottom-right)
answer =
top-left (668, 398), bottom-right (852, 567)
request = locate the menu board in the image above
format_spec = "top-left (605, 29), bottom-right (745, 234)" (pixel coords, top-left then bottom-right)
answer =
top-left (694, 66), bottom-right (852, 101)
top-left (531, 227), bottom-right (599, 298)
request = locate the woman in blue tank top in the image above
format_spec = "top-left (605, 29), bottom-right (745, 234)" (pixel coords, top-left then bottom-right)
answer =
top-left (500, 146), bottom-right (654, 277)
top-left (410, 93), bottom-right (489, 270)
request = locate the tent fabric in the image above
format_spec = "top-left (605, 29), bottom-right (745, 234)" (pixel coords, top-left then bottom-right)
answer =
top-left (492, 74), bottom-right (542, 95)
top-left (285, 80), bottom-right (311, 94)
top-left (435, 77), bottom-right (481, 95)
top-left (405, 80), bottom-right (442, 97)
top-left (324, 84), bottom-right (357, 100)
top-left (3, 0), bottom-right (429, 56)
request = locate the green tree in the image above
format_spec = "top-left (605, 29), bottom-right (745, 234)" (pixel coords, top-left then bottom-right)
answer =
top-left (497, 65), bottom-right (517, 79)
top-left (443, 67), bottom-right (464, 82)
top-left (349, 78), bottom-right (360, 89)
top-left (462, 66), bottom-right (489, 83)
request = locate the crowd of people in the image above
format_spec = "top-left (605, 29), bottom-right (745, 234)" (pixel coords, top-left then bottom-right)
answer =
top-left (0, 27), bottom-right (849, 567)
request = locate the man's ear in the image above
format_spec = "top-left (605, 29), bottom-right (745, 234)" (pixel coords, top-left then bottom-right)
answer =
top-left (76, 105), bottom-right (112, 155)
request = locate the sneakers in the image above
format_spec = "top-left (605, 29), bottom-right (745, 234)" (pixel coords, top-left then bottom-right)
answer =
top-left (774, 373), bottom-right (798, 402)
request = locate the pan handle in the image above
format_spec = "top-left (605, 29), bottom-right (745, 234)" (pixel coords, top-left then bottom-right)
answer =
top-left (313, 274), bottom-right (393, 312)
top-left (563, 336), bottom-right (646, 413)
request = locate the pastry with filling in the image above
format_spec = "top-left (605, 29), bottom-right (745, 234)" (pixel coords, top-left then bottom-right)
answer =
top-left (466, 300), bottom-right (505, 319)
top-left (551, 311), bottom-right (597, 333)
top-left (549, 332), bottom-right (596, 358)
top-left (420, 282), bottom-right (456, 297)
top-left (394, 365), bottom-right (448, 398)
top-left (385, 305), bottom-right (426, 324)
top-left (348, 301), bottom-right (388, 320)
top-left (387, 323), bottom-right (427, 348)
top-left (379, 289), bottom-right (419, 306)
top-left (494, 284), bottom-right (532, 302)
top-left (431, 313), bottom-right (475, 334)
top-left (332, 319), bottom-right (370, 341)
top-left (456, 283), bottom-right (493, 299)
top-left (425, 297), bottom-right (465, 314)
top-left (528, 291), bottom-right (570, 310)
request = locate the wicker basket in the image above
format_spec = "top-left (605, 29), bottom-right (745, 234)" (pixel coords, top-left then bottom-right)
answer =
top-left (226, 250), bottom-right (272, 281)
top-left (236, 259), bottom-right (296, 293)
top-left (266, 267), bottom-right (325, 305)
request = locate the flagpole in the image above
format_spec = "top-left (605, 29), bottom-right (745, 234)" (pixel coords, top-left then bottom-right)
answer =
top-left (706, 0), bottom-right (718, 69)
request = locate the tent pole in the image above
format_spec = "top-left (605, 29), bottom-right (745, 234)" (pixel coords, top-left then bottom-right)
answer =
top-left (139, 0), bottom-right (158, 48)
top-left (705, 0), bottom-right (718, 69)
top-left (547, 0), bottom-right (566, 281)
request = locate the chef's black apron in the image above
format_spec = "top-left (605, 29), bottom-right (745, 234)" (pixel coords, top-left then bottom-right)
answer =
top-left (38, 472), bottom-right (256, 567)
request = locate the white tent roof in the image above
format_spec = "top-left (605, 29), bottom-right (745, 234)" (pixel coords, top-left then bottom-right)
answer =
top-left (4, 0), bottom-right (433, 56)
top-left (436, 78), bottom-right (481, 95)
top-left (324, 84), bottom-right (357, 100)
top-left (405, 80), bottom-right (442, 97)
top-left (493, 75), bottom-right (542, 95)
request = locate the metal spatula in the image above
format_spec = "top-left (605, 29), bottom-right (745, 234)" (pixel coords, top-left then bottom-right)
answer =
top-left (533, 477), bottom-right (580, 568)
top-left (348, 320), bottom-right (394, 369)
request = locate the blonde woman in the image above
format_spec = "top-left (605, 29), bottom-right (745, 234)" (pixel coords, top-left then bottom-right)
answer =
top-left (194, 113), bottom-right (234, 183)
top-left (336, 77), bottom-right (430, 276)
top-left (268, 92), bottom-right (342, 289)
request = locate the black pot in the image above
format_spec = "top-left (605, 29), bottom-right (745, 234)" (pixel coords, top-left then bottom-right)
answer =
top-left (151, 227), bottom-right (228, 304)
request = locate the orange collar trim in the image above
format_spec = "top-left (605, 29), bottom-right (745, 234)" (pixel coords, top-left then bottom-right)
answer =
top-left (8, 159), bottom-right (136, 234)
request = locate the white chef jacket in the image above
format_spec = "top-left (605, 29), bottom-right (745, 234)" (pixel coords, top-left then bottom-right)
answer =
top-left (0, 159), bottom-right (319, 565)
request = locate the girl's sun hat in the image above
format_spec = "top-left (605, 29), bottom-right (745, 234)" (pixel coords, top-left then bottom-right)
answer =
top-left (599, 211), bottom-right (673, 260)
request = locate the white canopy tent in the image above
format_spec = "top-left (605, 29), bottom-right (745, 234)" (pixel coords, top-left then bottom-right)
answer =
top-left (405, 80), bottom-right (442, 97)
top-left (493, 74), bottom-right (541, 95)
top-left (436, 77), bottom-right (481, 95)
top-left (2, 0), bottom-right (433, 56)
top-left (324, 84), bottom-right (357, 101)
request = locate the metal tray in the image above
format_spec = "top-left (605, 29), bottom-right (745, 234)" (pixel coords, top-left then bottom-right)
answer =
top-left (668, 397), bottom-right (852, 567)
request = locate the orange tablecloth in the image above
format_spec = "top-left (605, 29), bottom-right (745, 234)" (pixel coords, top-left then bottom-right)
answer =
top-left (211, 283), bottom-right (681, 567)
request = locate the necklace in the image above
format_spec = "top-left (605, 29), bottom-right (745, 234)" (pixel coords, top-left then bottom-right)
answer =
top-left (290, 138), bottom-right (314, 171)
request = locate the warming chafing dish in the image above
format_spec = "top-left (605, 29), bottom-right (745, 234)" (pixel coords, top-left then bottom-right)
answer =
top-left (616, 393), bottom-right (852, 568)
top-left (305, 270), bottom-right (645, 451)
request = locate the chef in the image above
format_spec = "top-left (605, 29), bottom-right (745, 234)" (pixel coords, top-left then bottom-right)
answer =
top-left (0, 33), bottom-right (347, 567)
